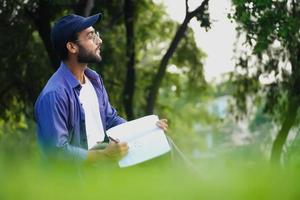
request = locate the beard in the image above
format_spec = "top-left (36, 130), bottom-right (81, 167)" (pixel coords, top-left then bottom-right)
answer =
top-left (77, 43), bottom-right (102, 64)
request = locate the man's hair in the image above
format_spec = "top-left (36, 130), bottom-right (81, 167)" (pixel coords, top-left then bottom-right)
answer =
top-left (57, 33), bottom-right (79, 61)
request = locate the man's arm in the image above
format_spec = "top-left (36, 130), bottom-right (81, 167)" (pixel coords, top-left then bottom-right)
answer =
top-left (35, 90), bottom-right (87, 161)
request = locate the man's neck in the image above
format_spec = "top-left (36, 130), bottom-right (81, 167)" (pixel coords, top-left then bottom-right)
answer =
top-left (64, 59), bottom-right (87, 84)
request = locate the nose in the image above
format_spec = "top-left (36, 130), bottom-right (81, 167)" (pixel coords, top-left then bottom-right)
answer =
top-left (96, 36), bottom-right (102, 46)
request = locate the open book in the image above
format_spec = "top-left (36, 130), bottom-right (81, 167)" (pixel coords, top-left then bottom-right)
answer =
top-left (106, 115), bottom-right (171, 167)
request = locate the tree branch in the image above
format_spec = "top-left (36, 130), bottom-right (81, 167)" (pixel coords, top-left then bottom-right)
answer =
top-left (188, 0), bottom-right (209, 19)
top-left (185, 0), bottom-right (189, 14)
top-left (145, 0), bottom-right (210, 114)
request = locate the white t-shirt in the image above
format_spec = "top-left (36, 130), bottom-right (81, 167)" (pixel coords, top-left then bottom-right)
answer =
top-left (79, 76), bottom-right (105, 149)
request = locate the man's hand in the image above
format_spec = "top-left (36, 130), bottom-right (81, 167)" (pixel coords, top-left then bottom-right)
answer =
top-left (86, 141), bottom-right (128, 163)
top-left (156, 118), bottom-right (168, 132)
top-left (103, 140), bottom-right (129, 160)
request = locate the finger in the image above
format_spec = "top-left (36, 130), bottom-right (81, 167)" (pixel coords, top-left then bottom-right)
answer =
top-left (162, 125), bottom-right (168, 132)
top-left (118, 142), bottom-right (128, 148)
top-left (119, 145), bottom-right (127, 150)
top-left (156, 122), bottom-right (168, 130)
top-left (116, 143), bottom-right (128, 152)
top-left (162, 127), bottom-right (168, 132)
top-left (158, 119), bottom-right (168, 127)
top-left (120, 148), bottom-right (129, 156)
top-left (108, 141), bottom-right (117, 148)
top-left (117, 144), bottom-right (126, 151)
top-left (156, 121), bottom-right (164, 127)
top-left (160, 119), bottom-right (168, 123)
top-left (157, 119), bottom-right (168, 126)
top-left (120, 146), bottom-right (129, 153)
top-left (159, 121), bottom-right (168, 128)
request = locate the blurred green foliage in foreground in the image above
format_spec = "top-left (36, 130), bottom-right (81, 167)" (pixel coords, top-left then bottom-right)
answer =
top-left (1, 106), bottom-right (300, 200)
top-left (1, 154), bottom-right (300, 200)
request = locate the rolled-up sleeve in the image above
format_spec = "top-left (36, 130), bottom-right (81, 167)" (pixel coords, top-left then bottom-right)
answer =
top-left (35, 89), bottom-right (87, 161)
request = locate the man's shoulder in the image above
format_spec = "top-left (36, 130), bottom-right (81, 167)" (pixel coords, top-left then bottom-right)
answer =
top-left (36, 85), bottom-right (68, 106)
top-left (43, 70), bottom-right (69, 94)
top-left (36, 70), bottom-right (71, 105)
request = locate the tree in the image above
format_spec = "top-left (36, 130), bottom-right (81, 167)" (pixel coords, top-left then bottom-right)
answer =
top-left (0, 0), bottom-right (208, 156)
top-left (145, 0), bottom-right (210, 114)
top-left (123, 0), bottom-right (136, 120)
top-left (0, 0), bottom-right (126, 117)
top-left (0, 0), bottom-right (207, 121)
top-left (25, 0), bottom-right (96, 70)
top-left (230, 0), bottom-right (300, 163)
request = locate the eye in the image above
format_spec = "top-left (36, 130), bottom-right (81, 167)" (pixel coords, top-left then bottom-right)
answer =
top-left (87, 32), bottom-right (94, 39)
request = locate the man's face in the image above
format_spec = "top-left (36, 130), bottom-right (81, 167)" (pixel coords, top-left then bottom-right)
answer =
top-left (75, 27), bottom-right (102, 64)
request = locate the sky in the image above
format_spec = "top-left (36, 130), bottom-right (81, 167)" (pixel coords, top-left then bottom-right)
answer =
top-left (156, 0), bottom-right (237, 81)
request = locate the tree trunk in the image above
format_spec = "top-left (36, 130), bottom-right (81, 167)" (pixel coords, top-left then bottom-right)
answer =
top-left (122, 0), bottom-right (136, 120)
top-left (25, 1), bottom-right (59, 70)
top-left (26, 0), bottom-right (95, 70)
top-left (145, 17), bottom-right (189, 114)
top-left (270, 98), bottom-right (298, 164)
top-left (271, 36), bottom-right (300, 164)
top-left (145, 0), bottom-right (209, 114)
top-left (74, 0), bottom-right (94, 17)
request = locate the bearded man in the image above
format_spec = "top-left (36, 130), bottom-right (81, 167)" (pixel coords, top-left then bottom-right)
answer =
top-left (34, 13), bottom-right (168, 163)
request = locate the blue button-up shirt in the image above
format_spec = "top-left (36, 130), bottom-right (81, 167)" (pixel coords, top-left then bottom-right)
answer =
top-left (34, 62), bottom-right (125, 161)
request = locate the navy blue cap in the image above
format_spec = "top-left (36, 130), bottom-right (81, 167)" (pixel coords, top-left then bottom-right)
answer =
top-left (51, 13), bottom-right (102, 52)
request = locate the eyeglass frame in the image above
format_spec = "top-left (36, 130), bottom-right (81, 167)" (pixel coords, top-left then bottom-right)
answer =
top-left (72, 31), bottom-right (100, 44)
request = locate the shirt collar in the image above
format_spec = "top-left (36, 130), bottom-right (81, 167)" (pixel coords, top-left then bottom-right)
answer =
top-left (59, 62), bottom-right (81, 88)
top-left (59, 62), bottom-right (100, 88)
top-left (84, 67), bottom-right (100, 82)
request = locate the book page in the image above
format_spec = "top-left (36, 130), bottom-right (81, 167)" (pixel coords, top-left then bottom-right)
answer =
top-left (106, 115), bottom-right (171, 167)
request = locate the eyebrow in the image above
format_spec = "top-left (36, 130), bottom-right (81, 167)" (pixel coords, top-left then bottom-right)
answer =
top-left (86, 30), bottom-right (95, 36)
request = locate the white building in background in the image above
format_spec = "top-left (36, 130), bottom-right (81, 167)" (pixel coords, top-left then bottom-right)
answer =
top-left (192, 95), bottom-right (255, 159)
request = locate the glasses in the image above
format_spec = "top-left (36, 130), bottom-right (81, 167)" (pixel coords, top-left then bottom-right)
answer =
top-left (74, 31), bottom-right (100, 44)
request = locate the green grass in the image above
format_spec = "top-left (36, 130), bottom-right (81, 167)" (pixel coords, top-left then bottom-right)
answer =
top-left (1, 119), bottom-right (299, 200)
top-left (0, 154), bottom-right (299, 200)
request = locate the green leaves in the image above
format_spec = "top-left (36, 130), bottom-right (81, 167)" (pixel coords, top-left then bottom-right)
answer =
top-left (230, 0), bottom-right (300, 120)
top-left (196, 3), bottom-right (211, 30)
top-left (230, 0), bottom-right (300, 162)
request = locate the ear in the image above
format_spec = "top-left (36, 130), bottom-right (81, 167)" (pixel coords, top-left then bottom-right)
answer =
top-left (66, 42), bottom-right (78, 54)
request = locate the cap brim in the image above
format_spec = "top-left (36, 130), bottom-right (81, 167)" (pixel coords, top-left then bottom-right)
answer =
top-left (77, 13), bottom-right (102, 32)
